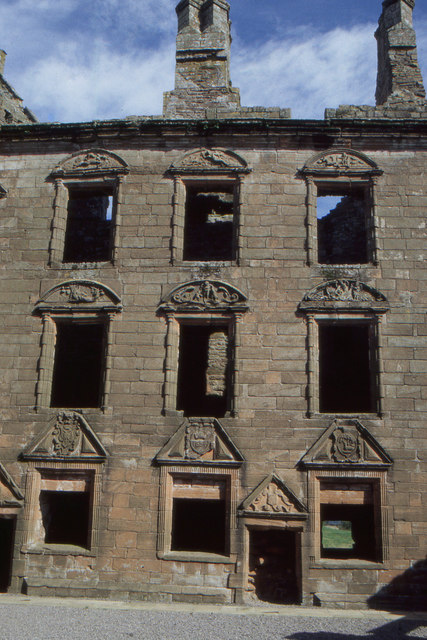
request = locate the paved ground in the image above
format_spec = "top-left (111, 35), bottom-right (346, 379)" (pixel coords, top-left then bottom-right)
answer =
top-left (0, 595), bottom-right (425, 640)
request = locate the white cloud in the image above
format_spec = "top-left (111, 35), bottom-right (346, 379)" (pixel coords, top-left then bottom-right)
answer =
top-left (2, 1), bottom-right (427, 123)
top-left (232, 24), bottom-right (378, 119)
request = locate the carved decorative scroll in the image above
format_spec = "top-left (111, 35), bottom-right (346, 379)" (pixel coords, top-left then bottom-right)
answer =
top-left (169, 149), bottom-right (250, 174)
top-left (159, 280), bottom-right (248, 313)
top-left (22, 411), bottom-right (108, 461)
top-left (239, 473), bottom-right (308, 519)
top-left (299, 280), bottom-right (389, 313)
top-left (34, 279), bottom-right (122, 314)
top-left (52, 149), bottom-right (128, 178)
top-left (302, 149), bottom-right (381, 177)
top-left (299, 419), bottom-right (393, 469)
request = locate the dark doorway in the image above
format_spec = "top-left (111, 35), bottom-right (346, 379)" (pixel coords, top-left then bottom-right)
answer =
top-left (0, 517), bottom-right (16, 592)
top-left (248, 529), bottom-right (301, 604)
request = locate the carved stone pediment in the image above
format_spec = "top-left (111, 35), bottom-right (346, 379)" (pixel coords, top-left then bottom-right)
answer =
top-left (302, 149), bottom-right (381, 177)
top-left (52, 149), bottom-right (129, 178)
top-left (299, 280), bottom-right (389, 313)
top-left (299, 419), bottom-right (393, 469)
top-left (21, 411), bottom-right (108, 462)
top-left (155, 418), bottom-right (244, 466)
top-left (34, 280), bottom-right (122, 314)
top-left (0, 463), bottom-right (24, 507)
top-left (168, 149), bottom-right (250, 175)
top-left (0, 184), bottom-right (7, 198)
top-left (159, 280), bottom-right (248, 313)
top-left (239, 473), bottom-right (307, 519)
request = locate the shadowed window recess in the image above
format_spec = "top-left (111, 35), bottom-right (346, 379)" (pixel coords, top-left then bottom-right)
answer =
top-left (183, 184), bottom-right (236, 261)
top-left (63, 187), bottom-right (115, 263)
top-left (51, 322), bottom-right (107, 409)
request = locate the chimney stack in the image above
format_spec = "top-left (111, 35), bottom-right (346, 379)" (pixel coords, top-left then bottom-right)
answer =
top-left (0, 50), bottom-right (6, 76)
top-left (375, 0), bottom-right (426, 106)
top-left (163, 0), bottom-right (240, 119)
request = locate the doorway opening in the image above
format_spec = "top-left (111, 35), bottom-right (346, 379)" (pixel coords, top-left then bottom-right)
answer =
top-left (248, 528), bottom-right (301, 604)
top-left (0, 517), bottom-right (16, 592)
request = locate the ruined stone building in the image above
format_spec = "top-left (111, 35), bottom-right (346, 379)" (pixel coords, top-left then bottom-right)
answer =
top-left (0, 0), bottom-right (426, 609)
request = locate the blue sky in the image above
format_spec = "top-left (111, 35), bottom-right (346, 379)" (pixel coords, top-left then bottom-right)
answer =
top-left (1, 0), bottom-right (427, 123)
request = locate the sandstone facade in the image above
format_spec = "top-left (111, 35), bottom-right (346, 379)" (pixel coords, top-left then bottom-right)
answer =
top-left (0, 0), bottom-right (425, 609)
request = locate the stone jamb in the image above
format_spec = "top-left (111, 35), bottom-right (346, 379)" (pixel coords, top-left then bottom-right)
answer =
top-left (170, 174), bottom-right (243, 266)
top-left (305, 312), bottom-right (384, 418)
top-left (156, 464), bottom-right (239, 563)
top-left (301, 150), bottom-right (383, 267)
top-left (307, 468), bottom-right (389, 567)
top-left (48, 175), bottom-right (125, 268)
top-left (34, 311), bottom-right (116, 413)
top-left (162, 312), bottom-right (238, 417)
top-left (21, 460), bottom-right (103, 557)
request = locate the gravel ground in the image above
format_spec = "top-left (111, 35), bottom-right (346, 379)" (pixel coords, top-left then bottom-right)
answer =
top-left (0, 600), bottom-right (425, 640)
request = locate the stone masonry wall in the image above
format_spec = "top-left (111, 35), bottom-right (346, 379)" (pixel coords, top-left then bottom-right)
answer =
top-left (0, 120), bottom-right (425, 607)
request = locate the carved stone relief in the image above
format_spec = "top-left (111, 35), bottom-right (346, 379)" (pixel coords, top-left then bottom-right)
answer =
top-left (52, 149), bottom-right (128, 177)
top-left (34, 279), bottom-right (122, 312)
top-left (169, 148), bottom-right (249, 173)
top-left (156, 417), bottom-right (244, 465)
top-left (159, 279), bottom-right (248, 312)
top-left (248, 482), bottom-right (295, 514)
top-left (303, 280), bottom-right (386, 303)
top-left (21, 411), bottom-right (108, 461)
top-left (331, 427), bottom-right (362, 463)
top-left (184, 420), bottom-right (216, 459)
top-left (302, 149), bottom-right (380, 176)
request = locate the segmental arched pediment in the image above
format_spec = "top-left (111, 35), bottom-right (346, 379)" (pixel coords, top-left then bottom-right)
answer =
top-left (168, 148), bottom-right (250, 174)
top-left (52, 148), bottom-right (129, 178)
top-left (34, 279), bottom-right (122, 314)
top-left (158, 279), bottom-right (248, 313)
top-left (299, 280), bottom-right (389, 313)
top-left (302, 148), bottom-right (381, 177)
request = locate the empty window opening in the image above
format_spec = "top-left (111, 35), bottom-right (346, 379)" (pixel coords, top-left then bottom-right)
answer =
top-left (40, 490), bottom-right (91, 548)
top-left (183, 184), bottom-right (235, 261)
top-left (171, 475), bottom-right (228, 555)
top-left (319, 323), bottom-right (375, 414)
top-left (63, 187), bottom-right (114, 263)
top-left (51, 322), bottom-right (106, 408)
top-left (317, 186), bottom-right (369, 264)
top-left (177, 324), bottom-right (230, 417)
top-left (320, 481), bottom-right (378, 561)
top-left (171, 498), bottom-right (226, 554)
top-left (248, 529), bottom-right (300, 605)
top-left (0, 517), bottom-right (16, 592)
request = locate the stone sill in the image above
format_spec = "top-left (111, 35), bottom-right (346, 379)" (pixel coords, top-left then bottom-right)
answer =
top-left (22, 544), bottom-right (95, 557)
top-left (175, 260), bottom-right (237, 268)
top-left (310, 413), bottom-right (382, 421)
top-left (160, 551), bottom-right (235, 564)
top-left (50, 261), bottom-right (115, 270)
top-left (311, 559), bottom-right (383, 570)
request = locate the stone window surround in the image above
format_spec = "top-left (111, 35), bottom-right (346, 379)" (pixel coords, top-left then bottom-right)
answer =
top-left (49, 176), bottom-right (125, 268)
top-left (307, 468), bottom-right (389, 568)
top-left (305, 312), bottom-right (385, 418)
top-left (301, 149), bottom-right (383, 267)
top-left (171, 175), bottom-right (244, 265)
top-left (21, 461), bottom-right (103, 557)
top-left (157, 464), bottom-right (239, 564)
top-left (162, 312), bottom-right (242, 417)
top-left (35, 312), bottom-right (116, 413)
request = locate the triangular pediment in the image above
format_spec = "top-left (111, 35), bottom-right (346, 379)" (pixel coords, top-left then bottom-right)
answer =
top-left (0, 184), bottom-right (7, 198)
top-left (156, 418), bottom-right (244, 466)
top-left (169, 149), bottom-right (250, 174)
top-left (158, 280), bottom-right (248, 313)
top-left (299, 280), bottom-right (389, 313)
top-left (302, 149), bottom-right (381, 177)
top-left (34, 279), bottom-right (122, 314)
top-left (299, 419), bottom-right (393, 468)
top-left (22, 412), bottom-right (108, 462)
top-left (52, 149), bottom-right (128, 178)
top-left (240, 473), bottom-right (307, 518)
top-left (0, 463), bottom-right (24, 507)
